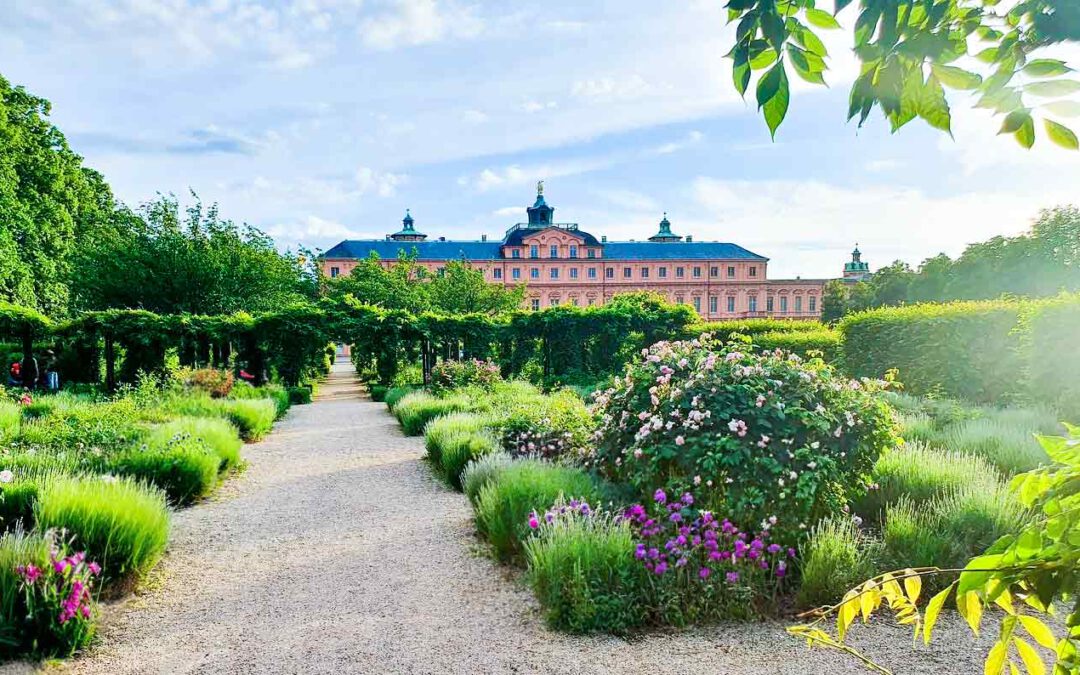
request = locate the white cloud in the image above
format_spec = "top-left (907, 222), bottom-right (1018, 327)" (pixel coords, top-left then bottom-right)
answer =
top-left (355, 167), bottom-right (407, 197)
top-left (865, 159), bottom-right (901, 172)
top-left (492, 206), bottom-right (524, 217)
top-left (265, 215), bottom-right (383, 248)
top-left (522, 100), bottom-right (559, 113)
top-left (229, 166), bottom-right (407, 205)
top-left (358, 0), bottom-right (484, 50)
top-left (653, 130), bottom-right (704, 155)
top-left (459, 157), bottom-right (616, 192)
top-left (462, 109), bottom-right (489, 124)
top-left (593, 189), bottom-right (660, 212)
top-left (571, 74), bottom-right (656, 101)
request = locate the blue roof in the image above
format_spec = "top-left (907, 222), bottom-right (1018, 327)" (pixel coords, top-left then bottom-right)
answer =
top-left (323, 239), bottom-right (767, 261)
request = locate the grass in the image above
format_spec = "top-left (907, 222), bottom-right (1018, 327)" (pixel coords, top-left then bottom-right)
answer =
top-left (392, 392), bottom-right (470, 436)
top-left (474, 459), bottom-right (597, 562)
top-left (0, 480), bottom-right (40, 531)
top-left (0, 400), bottom-right (20, 441)
top-left (384, 385), bottom-right (417, 410)
top-left (797, 516), bottom-right (882, 608)
top-left (896, 412), bottom-right (941, 446)
top-left (424, 413), bottom-right (500, 487)
top-left (145, 417), bottom-right (243, 472)
top-left (857, 442), bottom-right (999, 518)
top-left (0, 527), bottom-right (54, 656)
top-left (943, 406), bottom-right (1061, 474)
top-left (368, 384), bottom-right (389, 402)
top-left (525, 513), bottom-right (646, 633)
top-left (34, 475), bottom-right (170, 583)
top-left (461, 452), bottom-right (513, 506)
top-left (229, 382), bottom-right (291, 419)
top-left (111, 439), bottom-right (220, 505)
top-left (161, 394), bottom-right (277, 441)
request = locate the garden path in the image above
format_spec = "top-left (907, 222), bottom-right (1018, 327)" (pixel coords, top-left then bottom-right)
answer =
top-left (12, 361), bottom-right (990, 675)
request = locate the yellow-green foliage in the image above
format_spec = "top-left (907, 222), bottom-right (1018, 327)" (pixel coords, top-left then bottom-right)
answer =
top-left (392, 392), bottom-right (469, 436)
top-left (797, 516), bottom-right (882, 608)
top-left (859, 442), bottom-right (999, 517)
top-left (753, 328), bottom-right (841, 361)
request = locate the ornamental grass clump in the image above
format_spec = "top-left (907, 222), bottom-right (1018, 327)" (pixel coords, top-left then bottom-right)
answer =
top-left (383, 385), bottom-right (417, 410)
top-left (392, 392), bottom-right (469, 436)
top-left (796, 516), bottom-right (882, 608)
top-left (475, 460), bottom-right (597, 561)
top-left (461, 452), bottom-right (512, 506)
top-left (857, 442), bottom-right (999, 518)
top-left (590, 335), bottom-right (897, 539)
top-left (424, 413), bottom-right (490, 467)
top-left (943, 406), bottom-right (1060, 474)
top-left (146, 417), bottom-right (243, 473)
top-left (525, 509), bottom-right (646, 633)
top-left (34, 475), bottom-right (170, 583)
top-left (0, 400), bottom-right (20, 440)
top-left (111, 434), bottom-right (220, 505)
top-left (214, 398), bottom-right (276, 441)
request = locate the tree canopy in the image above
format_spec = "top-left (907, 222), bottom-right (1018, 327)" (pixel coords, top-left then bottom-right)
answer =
top-left (725, 0), bottom-right (1080, 148)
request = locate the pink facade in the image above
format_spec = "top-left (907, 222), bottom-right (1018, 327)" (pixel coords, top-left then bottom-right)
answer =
top-left (322, 191), bottom-right (827, 321)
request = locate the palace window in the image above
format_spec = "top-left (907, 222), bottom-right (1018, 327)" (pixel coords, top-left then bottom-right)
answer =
top-left (749, 266), bottom-right (757, 277)
top-left (531, 298), bottom-right (540, 311)
top-left (587, 297), bottom-right (595, 306)
top-left (550, 245), bottom-right (558, 258)
top-left (780, 296), bottom-right (788, 313)
top-left (658, 267), bottom-right (667, 278)
top-left (727, 266), bottom-right (736, 278)
top-left (641, 267), bottom-right (649, 278)
top-left (550, 298), bottom-right (560, 307)
top-left (570, 268), bottom-right (578, 279)
top-left (795, 296), bottom-right (803, 313)
top-left (767, 296), bottom-right (774, 312)
top-left (709, 296), bottom-right (718, 314)
top-left (530, 245), bottom-right (539, 258)
top-left (330, 267), bottom-right (340, 278)
top-left (550, 268), bottom-right (559, 279)
top-left (587, 249), bottom-right (596, 259)
top-left (693, 266), bottom-right (702, 278)
top-left (512, 249), bottom-right (521, 259)
top-left (437, 267), bottom-right (445, 277)
top-left (606, 267), bottom-right (614, 279)
top-left (569, 245), bottom-right (578, 258)
top-left (710, 266), bottom-right (718, 278)
top-left (493, 268), bottom-right (503, 280)
top-left (676, 267), bottom-right (685, 278)
top-left (571, 298), bottom-right (579, 306)
top-left (623, 267), bottom-right (632, 278)
top-left (727, 296), bottom-right (735, 313)
top-left (531, 268), bottom-right (540, 279)
top-left (748, 296), bottom-right (757, 312)
top-left (676, 295), bottom-right (684, 304)
top-left (693, 297), bottom-right (701, 312)
top-left (588, 267), bottom-right (597, 279)
top-left (809, 296), bottom-right (817, 312)
top-left (512, 268), bottom-right (521, 280)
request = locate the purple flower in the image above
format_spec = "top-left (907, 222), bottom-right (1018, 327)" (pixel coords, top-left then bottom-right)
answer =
top-left (654, 562), bottom-right (668, 575)
top-left (681, 493), bottom-right (694, 505)
top-left (767, 543), bottom-right (782, 554)
top-left (527, 513), bottom-right (539, 529)
top-left (654, 489), bottom-right (667, 504)
top-left (635, 544), bottom-right (647, 560)
top-left (699, 567), bottom-right (711, 580)
top-left (725, 571), bottom-right (740, 584)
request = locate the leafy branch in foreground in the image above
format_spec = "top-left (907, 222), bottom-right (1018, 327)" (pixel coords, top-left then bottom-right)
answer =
top-left (725, 0), bottom-right (1080, 148)
top-left (788, 425), bottom-right (1080, 674)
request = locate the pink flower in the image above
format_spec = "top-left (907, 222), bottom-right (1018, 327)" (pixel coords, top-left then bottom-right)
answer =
top-left (675, 435), bottom-right (685, 446)
top-left (527, 513), bottom-right (539, 529)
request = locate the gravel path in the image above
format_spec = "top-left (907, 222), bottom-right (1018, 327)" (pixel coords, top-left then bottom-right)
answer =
top-left (2, 361), bottom-right (993, 674)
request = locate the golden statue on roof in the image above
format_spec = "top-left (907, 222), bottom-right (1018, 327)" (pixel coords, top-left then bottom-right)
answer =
top-left (537, 180), bottom-right (544, 196)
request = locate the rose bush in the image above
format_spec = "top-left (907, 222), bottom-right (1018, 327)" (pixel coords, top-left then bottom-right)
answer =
top-left (431, 359), bottom-right (502, 394)
top-left (589, 334), bottom-right (897, 539)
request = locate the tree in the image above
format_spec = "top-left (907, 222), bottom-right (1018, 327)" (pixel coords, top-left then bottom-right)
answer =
top-left (0, 74), bottom-right (119, 314)
top-left (426, 260), bottom-right (526, 315)
top-left (70, 193), bottom-right (316, 315)
top-left (907, 253), bottom-right (954, 303)
top-left (869, 260), bottom-right (915, 306)
top-left (821, 279), bottom-right (874, 322)
top-left (723, 0), bottom-right (1080, 148)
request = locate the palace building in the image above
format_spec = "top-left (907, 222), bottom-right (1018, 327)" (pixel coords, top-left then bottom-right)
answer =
top-left (322, 185), bottom-right (833, 320)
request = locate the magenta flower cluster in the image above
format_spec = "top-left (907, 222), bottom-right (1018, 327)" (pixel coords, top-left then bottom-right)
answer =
top-left (17, 550), bottom-right (100, 625)
top-left (528, 497), bottom-right (593, 530)
top-left (625, 489), bottom-right (794, 586)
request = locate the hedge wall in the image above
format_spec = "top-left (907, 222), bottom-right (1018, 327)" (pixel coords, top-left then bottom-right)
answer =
top-left (753, 328), bottom-right (841, 362)
top-left (839, 295), bottom-right (1080, 407)
top-left (684, 318), bottom-right (825, 342)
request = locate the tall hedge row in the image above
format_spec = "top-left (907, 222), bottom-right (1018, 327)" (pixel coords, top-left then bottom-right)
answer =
top-left (839, 295), bottom-right (1080, 408)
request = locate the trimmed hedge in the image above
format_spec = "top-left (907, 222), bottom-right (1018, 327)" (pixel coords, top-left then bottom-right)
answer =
top-left (753, 328), bottom-right (840, 361)
top-left (685, 318), bottom-right (824, 342)
top-left (1025, 296), bottom-right (1080, 417)
top-left (839, 300), bottom-right (1027, 403)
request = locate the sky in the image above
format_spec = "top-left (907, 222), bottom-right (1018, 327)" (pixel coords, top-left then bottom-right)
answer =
top-left (2, 0), bottom-right (1078, 279)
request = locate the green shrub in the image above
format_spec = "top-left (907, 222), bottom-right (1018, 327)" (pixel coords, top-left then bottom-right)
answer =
top-left (474, 460), bottom-right (597, 561)
top-left (493, 388), bottom-right (595, 461)
top-left (430, 359), bottom-right (502, 394)
top-left (839, 300), bottom-right (1027, 403)
top-left (369, 384), bottom-right (388, 402)
top-left (0, 401), bottom-right (20, 440)
top-left (112, 435), bottom-right (220, 505)
top-left (797, 516), bottom-right (882, 608)
top-left (34, 476), bottom-right (170, 582)
top-left (287, 386), bottom-right (312, 405)
top-left (442, 432), bottom-right (498, 490)
top-left (754, 328), bottom-right (841, 361)
top-left (525, 513), bottom-right (646, 633)
top-left (228, 382), bottom-right (290, 419)
top-left (216, 399), bottom-right (276, 441)
top-left (424, 413), bottom-right (498, 487)
top-left (858, 442), bottom-right (998, 518)
top-left (15, 398), bottom-right (142, 455)
top-left (461, 452), bottom-right (513, 506)
top-left (1025, 295), bottom-right (1080, 417)
top-left (685, 318), bottom-right (825, 342)
top-left (384, 385), bottom-right (417, 409)
top-left (145, 417), bottom-right (243, 472)
top-left (943, 406), bottom-right (1060, 474)
top-left (592, 335), bottom-right (897, 538)
top-left (392, 392), bottom-right (469, 436)
top-left (896, 412), bottom-right (941, 445)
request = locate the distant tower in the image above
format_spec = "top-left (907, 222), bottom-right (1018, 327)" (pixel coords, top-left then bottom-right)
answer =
top-left (648, 213), bottom-right (683, 243)
top-left (526, 181), bottom-right (554, 227)
top-left (389, 209), bottom-right (427, 242)
top-left (843, 244), bottom-right (871, 281)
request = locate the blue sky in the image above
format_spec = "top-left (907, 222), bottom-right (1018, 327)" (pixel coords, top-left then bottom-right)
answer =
top-left (2, 0), bottom-right (1078, 278)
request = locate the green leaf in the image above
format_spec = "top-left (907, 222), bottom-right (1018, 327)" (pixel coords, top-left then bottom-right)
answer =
top-left (750, 46), bottom-right (779, 70)
top-left (805, 7), bottom-right (841, 29)
top-left (759, 62), bottom-right (790, 139)
top-left (931, 64), bottom-right (982, 90)
top-left (795, 25), bottom-right (829, 57)
top-left (918, 74), bottom-right (952, 134)
top-left (1019, 615), bottom-right (1057, 650)
top-left (854, 7), bottom-right (880, 46)
top-left (1016, 528), bottom-right (1043, 558)
top-left (1015, 115), bottom-right (1036, 149)
top-left (924, 584), bottom-right (953, 644)
top-left (1044, 119), bottom-right (1079, 150)
top-left (957, 589), bottom-right (984, 635)
top-left (1013, 636), bottom-right (1046, 675)
top-left (1025, 80), bottom-right (1080, 97)
top-left (761, 9), bottom-right (788, 52)
top-left (999, 109), bottom-right (1033, 135)
top-left (1023, 59), bottom-right (1072, 78)
top-left (788, 45), bottom-right (826, 85)
top-left (733, 44), bottom-right (752, 97)
top-left (985, 641), bottom-right (1008, 675)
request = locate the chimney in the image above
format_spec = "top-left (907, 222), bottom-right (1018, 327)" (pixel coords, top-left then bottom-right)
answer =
top-left (439, 236), bottom-right (446, 241)
top-left (385, 234), bottom-right (391, 240)
top-left (481, 234), bottom-right (487, 242)
top-left (686, 235), bottom-right (693, 242)
top-left (601, 235), bottom-right (607, 243)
